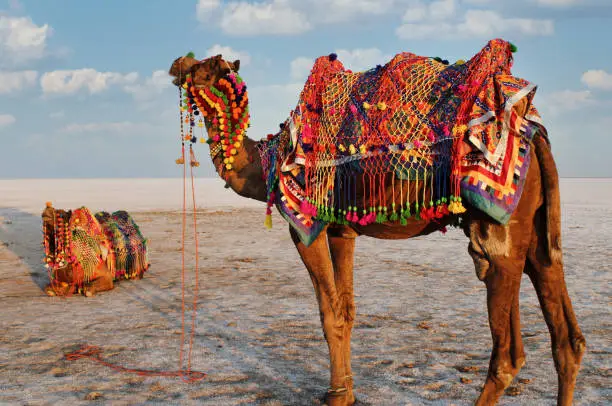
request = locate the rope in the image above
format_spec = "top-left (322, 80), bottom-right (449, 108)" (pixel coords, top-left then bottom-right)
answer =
top-left (65, 130), bottom-right (205, 383)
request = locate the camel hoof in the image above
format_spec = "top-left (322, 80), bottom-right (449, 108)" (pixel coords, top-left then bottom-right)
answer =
top-left (323, 387), bottom-right (351, 406)
top-left (45, 288), bottom-right (56, 297)
top-left (84, 290), bottom-right (94, 297)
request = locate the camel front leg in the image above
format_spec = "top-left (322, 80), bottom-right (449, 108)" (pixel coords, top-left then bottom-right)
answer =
top-left (290, 227), bottom-right (351, 406)
top-left (82, 262), bottom-right (114, 297)
top-left (328, 227), bottom-right (358, 405)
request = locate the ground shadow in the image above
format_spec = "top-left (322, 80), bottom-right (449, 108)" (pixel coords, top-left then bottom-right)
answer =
top-left (0, 207), bottom-right (48, 291)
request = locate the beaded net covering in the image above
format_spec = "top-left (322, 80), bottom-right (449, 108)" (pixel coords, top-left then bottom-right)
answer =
top-left (257, 39), bottom-right (547, 245)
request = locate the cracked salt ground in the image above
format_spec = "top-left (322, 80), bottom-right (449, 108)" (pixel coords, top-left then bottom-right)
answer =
top-left (0, 178), bottom-right (610, 405)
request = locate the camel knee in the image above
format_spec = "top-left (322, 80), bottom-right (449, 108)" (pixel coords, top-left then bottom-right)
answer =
top-left (553, 336), bottom-right (586, 376)
top-left (490, 359), bottom-right (518, 390)
top-left (339, 293), bottom-right (355, 323)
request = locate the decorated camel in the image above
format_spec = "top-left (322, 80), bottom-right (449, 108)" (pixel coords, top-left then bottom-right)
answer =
top-left (42, 203), bottom-right (150, 297)
top-left (168, 39), bottom-right (585, 406)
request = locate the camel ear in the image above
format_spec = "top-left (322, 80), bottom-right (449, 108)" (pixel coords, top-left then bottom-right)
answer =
top-left (233, 60), bottom-right (240, 72)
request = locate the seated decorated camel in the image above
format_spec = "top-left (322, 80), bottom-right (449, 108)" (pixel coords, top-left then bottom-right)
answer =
top-left (42, 203), bottom-right (150, 297)
top-left (168, 39), bottom-right (585, 406)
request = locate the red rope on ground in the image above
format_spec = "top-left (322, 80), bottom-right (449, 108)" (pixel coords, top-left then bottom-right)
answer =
top-left (64, 143), bottom-right (206, 382)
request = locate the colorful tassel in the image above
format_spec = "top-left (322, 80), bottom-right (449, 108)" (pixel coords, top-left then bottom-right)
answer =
top-left (264, 214), bottom-right (273, 229)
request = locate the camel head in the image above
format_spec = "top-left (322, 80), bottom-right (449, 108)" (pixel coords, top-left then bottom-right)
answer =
top-left (168, 53), bottom-right (241, 88)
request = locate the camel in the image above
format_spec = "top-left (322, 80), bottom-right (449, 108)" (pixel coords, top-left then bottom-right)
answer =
top-left (42, 203), bottom-right (149, 297)
top-left (168, 51), bottom-right (586, 406)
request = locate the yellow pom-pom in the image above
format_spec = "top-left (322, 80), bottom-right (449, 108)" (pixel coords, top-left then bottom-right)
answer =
top-left (450, 200), bottom-right (467, 214)
top-left (182, 83), bottom-right (188, 89)
top-left (199, 138), bottom-right (205, 143)
top-left (359, 144), bottom-right (367, 154)
top-left (339, 145), bottom-right (346, 152)
top-left (452, 125), bottom-right (468, 136)
top-left (238, 135), bottom-right (244, 141)
top-left (264, 214), bottom-right (273, 229)
top-left (377, 102), bottom-right (387, 110)
top-left (224, 158), bottom-right (229, 164)
top-left (455, 59), bottom-right (465, 65)
top-left (231, 148), bottom-right (237, 155)
top-left (363, 102), bottom-right (371, 110)
top-left (234, 142), bottom-right (241, 148)
top-left (229, 156), bottom-right (235, 163)
top-left (225, 163), bottom-right (233, 170)
top-left (197, 122), bottom-right (204, 128)
top-left (349, 144), bottom-right (357, 155)
top-left (175, 158), bottom-right (185, 164)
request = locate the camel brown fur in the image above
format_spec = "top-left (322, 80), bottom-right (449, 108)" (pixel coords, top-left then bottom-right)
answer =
top-left (168, 55), bottom-right (586, 406)
top-left (42, 205), bottom-right (114, 297)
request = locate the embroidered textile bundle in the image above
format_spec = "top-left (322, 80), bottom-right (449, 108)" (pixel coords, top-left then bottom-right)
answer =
top-left (96, 210), bottom-right (149, 280)
top-left (43, 206), bottom-right (149, 287)
top-left (257, 38), bottom-right (547, 244)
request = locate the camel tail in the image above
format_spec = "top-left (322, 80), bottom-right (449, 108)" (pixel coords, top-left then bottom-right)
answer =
top-left (533, 134), bottom-right (563, 266)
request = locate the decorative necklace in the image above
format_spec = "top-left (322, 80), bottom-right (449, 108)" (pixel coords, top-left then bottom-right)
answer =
top-left (177, 63), bottom-right (250, 171)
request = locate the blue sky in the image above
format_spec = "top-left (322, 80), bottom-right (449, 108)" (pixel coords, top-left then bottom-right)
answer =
top-left (0, 0), bottom-right (611, 178)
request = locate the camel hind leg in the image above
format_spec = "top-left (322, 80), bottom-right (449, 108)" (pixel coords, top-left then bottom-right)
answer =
top-left (467, 220), bottom-right (529, 406)
top-left (466, 145), bottom-right (542, 405)
top-left (525, 216), bottom-right (586, 406)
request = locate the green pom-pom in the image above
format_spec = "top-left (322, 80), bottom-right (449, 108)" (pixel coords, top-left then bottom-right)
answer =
top-left (186, 51), bottom-right (195, 58)
top-left (390, 212), bottom-right (399, 222)
top-left (400, 217), bottom-right (408, 226)
top-left (509, 43), bottom-right (517, 53)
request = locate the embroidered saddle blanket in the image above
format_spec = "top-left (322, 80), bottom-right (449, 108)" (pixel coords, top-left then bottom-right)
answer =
top-left (259, 38), bottom-right (548, 246)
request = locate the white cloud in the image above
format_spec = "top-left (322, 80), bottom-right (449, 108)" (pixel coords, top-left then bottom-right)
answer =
top-left (122, 70), bottom-right (174, 110)
top-left (197, 0), bottom-right (397, 35)
top-left (397, 8), bottom-right (553, 39)
top-left (539, 89), bottom-right (595, 115)
top-left (336, 48), bottom-right (392, 71)
top-left (0, 70), bottom-right (38, 93)
top-left (59, 121), bottom-right (146, 134)
top-left (309, 0), bottom-right (396, 23)
top-left (291, 48), bottom-right (390, 81)
top-left (290, 57), bottom-right (314, 80)
top-left (429, 0), bottom-right (457, 20)
top-left (0, 114), bottom-right (16, 127)
top-left (40, 69), bottom-right (138, 95)
top-left (197, 0), bottom-right (221, 21)
top-left (0, 16), bottom-right (51, 66)
top-left (581, 70), bottom-right (612, 91)
top-left (219, 0), bottom-right (311, 35)
top-left (535, 0), bottom-right (581, 6)
top-left (206, 44), bottom-right (251, 65)
top-left (49, 110), bottom-right (65, 119)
